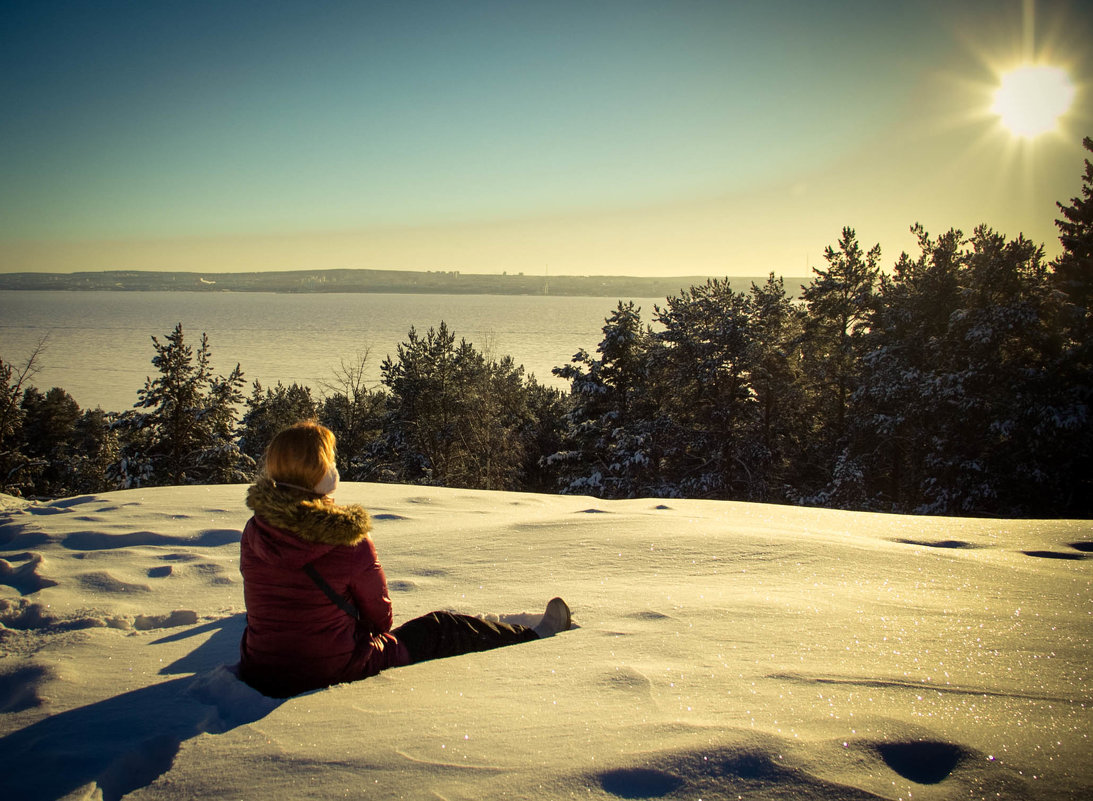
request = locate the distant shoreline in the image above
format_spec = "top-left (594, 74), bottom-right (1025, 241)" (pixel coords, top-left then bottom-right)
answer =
top-left (0, 268), bottom-right (808, 298)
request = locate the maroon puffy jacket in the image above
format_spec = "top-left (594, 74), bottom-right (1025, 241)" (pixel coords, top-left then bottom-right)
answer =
top-left (238, 479), bottom-right (408, 697)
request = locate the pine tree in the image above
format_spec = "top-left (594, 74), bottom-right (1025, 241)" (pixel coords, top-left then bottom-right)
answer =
top-left (377, 323), bottom-right (462, 484)
top-left (654, 280), bottom-right (757, 498)
top-left (550, 302), bottom-right (658, 497)
top-left (852, 225), bottom-right (1071, 515)
top-left (69, 408), bottom-right (119, 495)
top-left (799, 228), bottom-right (881, 505)
top-left (847, 226), bottom-right (963, 509)
top-left (520, 378), bottom-right (569, 493)
top-left (199, 363), bottom-right (252, 483)
top-left (747, 274), bottom-right (808, 501)
top-left (377, 323), bottom-right (535, 490)
top-left (802, 228), bottom-right (881, 434)
top-left (1049, 135), bottom-right (1093, 513)
top-left (18, 387), bottom-right (81, 496)
top-left (1053, 136), bottom-right (1093, 311)
top-left (925, 227), bottom-right (1058, 514)
top-left (125, 324), bottom-right (250, 485)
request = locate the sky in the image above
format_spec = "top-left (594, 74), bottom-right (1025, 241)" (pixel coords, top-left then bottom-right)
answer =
top-left (1, 0), bottom-right (1091, 278)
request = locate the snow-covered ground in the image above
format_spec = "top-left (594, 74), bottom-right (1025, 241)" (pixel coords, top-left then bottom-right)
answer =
top-left (1, 484), bottom-right (1090, 800)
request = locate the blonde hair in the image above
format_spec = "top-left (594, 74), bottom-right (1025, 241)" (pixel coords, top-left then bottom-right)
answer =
top-left (264, 421), bottom-right (336, 490)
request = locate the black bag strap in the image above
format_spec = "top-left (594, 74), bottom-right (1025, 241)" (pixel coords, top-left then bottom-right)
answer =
top-left (302, 562), bottom-right (359, 620)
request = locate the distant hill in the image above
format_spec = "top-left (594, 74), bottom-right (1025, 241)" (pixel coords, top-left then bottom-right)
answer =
top-left (0, 268), bottom-right (809, 298)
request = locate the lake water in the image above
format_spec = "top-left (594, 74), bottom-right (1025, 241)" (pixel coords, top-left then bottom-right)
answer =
top-left (0, 291), bottom-right (662, 412)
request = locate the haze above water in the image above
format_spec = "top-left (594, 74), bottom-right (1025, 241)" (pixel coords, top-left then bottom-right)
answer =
top-left (0, 291), bottom-right (659, 410)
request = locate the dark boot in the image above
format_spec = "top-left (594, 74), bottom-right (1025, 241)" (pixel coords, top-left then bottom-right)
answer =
top-left (533, 597), bottom-right (571, 638)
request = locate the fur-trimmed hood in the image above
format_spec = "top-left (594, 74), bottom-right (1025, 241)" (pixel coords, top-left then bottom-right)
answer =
top-left (246, 478), bottom-right (372, 551)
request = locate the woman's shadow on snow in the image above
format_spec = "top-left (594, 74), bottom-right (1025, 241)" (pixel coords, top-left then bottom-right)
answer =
top-left (0, 614), bottom-right (285, 801)
top-left (153, 612), bottom-right (248, 676)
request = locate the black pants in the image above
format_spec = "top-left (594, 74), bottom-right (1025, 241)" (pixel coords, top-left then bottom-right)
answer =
top-left (393, 611), bottom-right (539, 664)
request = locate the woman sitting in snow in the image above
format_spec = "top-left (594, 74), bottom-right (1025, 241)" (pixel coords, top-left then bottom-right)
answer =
top-left (238, 421), bottom-right (570, 698)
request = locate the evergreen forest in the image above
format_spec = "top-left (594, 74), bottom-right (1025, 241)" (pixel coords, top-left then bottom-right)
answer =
top-left (3, 138), bottom-right (1092, 518)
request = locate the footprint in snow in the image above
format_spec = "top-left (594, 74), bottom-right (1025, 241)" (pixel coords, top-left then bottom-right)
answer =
top-left (1022, 549), bottom-right (1090, 560)
top-left (892, 538), bottom-right (983, 549)
top-left (873, 740), bottom-right (967, 784)
top-left (76, 571), bottom-right (151, 594)
top-left (0, 552), bottom-right (59, 595)
top-left (0, 664), bottom-right (54, 713)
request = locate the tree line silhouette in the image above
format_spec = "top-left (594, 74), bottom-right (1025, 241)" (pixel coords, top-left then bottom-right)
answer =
top-left (3, 138), bottom-right (1091, 517)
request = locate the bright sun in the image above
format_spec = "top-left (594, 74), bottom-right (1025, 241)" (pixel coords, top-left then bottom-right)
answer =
top-left (992, 64), bottom-right (1076, 137)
